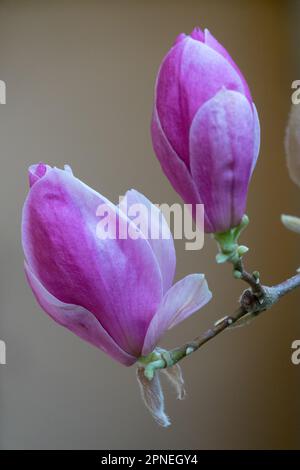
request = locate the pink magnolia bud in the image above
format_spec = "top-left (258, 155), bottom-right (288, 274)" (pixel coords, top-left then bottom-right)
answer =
top-left (22, 163), bottom-right (212, 366)
top-left (151, 27), bottom-right (260, 233)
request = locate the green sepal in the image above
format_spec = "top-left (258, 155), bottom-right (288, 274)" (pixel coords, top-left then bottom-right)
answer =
top-left (213, 215), bottom-right (249, 269)
top-left (216, 253), bottom-right (231, 264)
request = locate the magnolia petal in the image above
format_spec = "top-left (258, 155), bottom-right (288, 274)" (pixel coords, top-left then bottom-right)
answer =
top-left (174, 32), bottom-right (187, 45)
top-left (142, 274), bottom-right (212, 356)
top-left (64, 164), bottom-right (74, 175)
top-left (136, 368), bottom-right (170, 427)
top-left (189, 89), bottom-right (256, 233)
top-left (204, 29), bottom-right (252, 103)
top-left (190, 26), bottom-right (205, 42)
top-left (25, 262), bottom-right (136, 366)
top-left (22, 167), bottom-right (163, 357)
top-left (155, 36), bottom-right (247, 167)
top-left (281, 214), bottom-right (300, 234)
top-left (151, 108), bottom-right (214, 233)
top-left (251, 103), bottom-right (261, 174)
top-left (28, 163), bottom-right (51, 187)
top-left (119, 189), bottom-right (176, 293)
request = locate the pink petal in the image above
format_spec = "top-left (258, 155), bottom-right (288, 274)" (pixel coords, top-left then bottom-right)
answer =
top-left (119, 189), bottom-right (176, 293)
top-left (155, 36), bottom-right (247, 168)
top-left (151, 107), bottom-right (214, 233)
top-left (28, 163), bottom-right (51, 188)
top-left (189, 89), bottom-right (257, 233)
top-left (142, 274), bottom-right (212, 356)
top-left (22, 167), bottom-right (163, 357)
top-left (251, 103), bottom-right (261, 174)
top-left (190, 27), bottom-right (205, 42)
top-left (174, 33), bottom-right (186, 45)
top-left (204, 29), bottom-right (252, 103)
top-left (25, 262), bottom-right (136, 366)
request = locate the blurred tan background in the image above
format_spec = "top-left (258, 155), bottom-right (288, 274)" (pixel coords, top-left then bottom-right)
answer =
top-left (0, 0), bottom-right (299, 449)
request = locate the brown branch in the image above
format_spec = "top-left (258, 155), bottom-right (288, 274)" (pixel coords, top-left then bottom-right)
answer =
top-left (142, 272), bottom-right (300, 379)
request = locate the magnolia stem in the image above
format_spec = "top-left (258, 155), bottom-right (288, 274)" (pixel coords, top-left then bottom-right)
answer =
top-left (142, 272), bottom-right (300, 378)
top-left (233, 257), bottom-right (263, 295)
top-left (142, 215), bottom-right (300, 378)
top-left (273, 273), bottom-right (300, 297)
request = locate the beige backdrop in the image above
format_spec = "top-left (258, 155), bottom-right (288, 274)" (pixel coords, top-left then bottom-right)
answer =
top-left (0, 0), bottom-right (299, 449)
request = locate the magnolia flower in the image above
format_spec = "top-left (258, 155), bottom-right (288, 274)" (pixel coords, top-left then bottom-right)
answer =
top-left (151, 27), bottom-right (260, 234)
top-left (285, 103), bottom-right (300, 187)
top-left (22, 163), bottom-right (212, 425)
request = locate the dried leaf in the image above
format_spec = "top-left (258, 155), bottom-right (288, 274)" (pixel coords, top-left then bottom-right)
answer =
top-left (161, 363), bottom-right (186, 400)
top-left (136, 368), bottom-right (170, 427)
